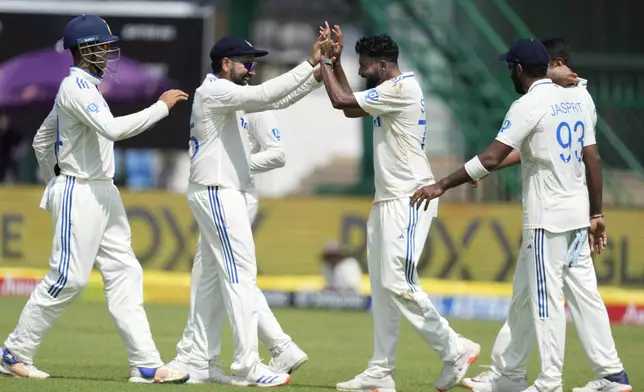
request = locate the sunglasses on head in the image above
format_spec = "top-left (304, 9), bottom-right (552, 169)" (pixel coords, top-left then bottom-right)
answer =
top-left (230, 58), bottom-right (257, 72)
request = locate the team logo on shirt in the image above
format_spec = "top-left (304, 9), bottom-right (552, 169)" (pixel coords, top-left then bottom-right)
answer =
top-left (365, 88), bottom-right (379, 102)
top-left (86, 103), bottom-right (100, 113)
top-left (499, 119), bottom-right (511, 132)
top-left (271, 128), bottom-right (281, 141)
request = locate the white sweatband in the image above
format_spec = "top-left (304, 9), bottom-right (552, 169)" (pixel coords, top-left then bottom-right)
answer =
top-left (464, 156), bottom-right (490, 181)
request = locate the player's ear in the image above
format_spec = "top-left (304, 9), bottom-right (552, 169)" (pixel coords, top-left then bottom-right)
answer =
top-left (515, 63), bottom-right (524, 76)
top-left (221, 57), bottom-right (232, 73)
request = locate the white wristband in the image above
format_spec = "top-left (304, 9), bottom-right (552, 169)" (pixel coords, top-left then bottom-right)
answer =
top-left (464, 156), bottom-right (490, 181)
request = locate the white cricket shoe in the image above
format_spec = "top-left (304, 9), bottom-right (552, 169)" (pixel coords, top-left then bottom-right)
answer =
top-left (128, 366), bottom-right (190, 384)
top-left (435, 338), bottom-right (480, 391)
top-left (164, 358), bottom-right (191, 374)
top-left (268, 341), bottom-right (308, 374)
top-left (0, 347), bottom-right (50, 379)
top-left (521, 386), bottom-right (562, 392)
top-left (231, 361), bottom-right (291, 387)
top-left (164, 357), bottom-right (231, 384)
top-left (336, 371), bottom-right (396, 392)
top-left (572, 372), bottom-right (632, 392)
top-left (462, 368), bottom-right (527, 392)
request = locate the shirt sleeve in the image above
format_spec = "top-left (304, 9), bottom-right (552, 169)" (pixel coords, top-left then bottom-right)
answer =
top-left (32, 105), bottom-right (58, 182)
top-left (206, 61), bottom-right (315, 114)
top-left (59, 83), bottom-right (169, 142)
top-left (494, 99), bottom-right (543, 149)
top-left (247, 75), bottom-right (323, 113)
top-left (353, 80), bottom-right (415, 116)
top-left (247, 111), bottom-right (286, 173)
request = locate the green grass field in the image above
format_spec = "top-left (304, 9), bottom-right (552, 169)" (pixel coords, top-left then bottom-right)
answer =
top-left (0, 297), bottom-right (641, 391)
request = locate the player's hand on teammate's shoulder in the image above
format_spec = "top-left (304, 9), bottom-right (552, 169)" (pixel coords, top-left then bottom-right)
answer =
top-left (159, 89), bottom-right (189, 111)
top-left (410, 183), bottom-right (444, 211)
top-left (547, 65), bottom-right (580, 87)
top-left (588, 215), bottom-right (607, 254)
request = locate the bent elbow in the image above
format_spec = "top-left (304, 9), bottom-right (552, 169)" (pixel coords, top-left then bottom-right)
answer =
top-left (331, 99), bottom-right (345, 110)
top-left (331, 95), bottom-right (353, 110)
top-left (275, 150), bottom-right (286, 168)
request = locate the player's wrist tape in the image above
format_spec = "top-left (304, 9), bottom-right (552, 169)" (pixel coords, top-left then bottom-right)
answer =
top-left (590, 213), bottom-right (604, 219)
top-left (464, 156), bottom-right (489, 181)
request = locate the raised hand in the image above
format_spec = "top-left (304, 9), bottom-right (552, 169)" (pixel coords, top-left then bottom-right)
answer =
top-left (331, 24), bottom-right (344, 59)
top-left (158, 89), bottom-right (189, 110)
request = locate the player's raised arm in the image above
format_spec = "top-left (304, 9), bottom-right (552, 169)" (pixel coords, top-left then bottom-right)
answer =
top-left (32, 105), bottom-right (58, 181)
top-left (61, 86), bottom-right (187, 142)
top-left (207, 35), bottom-right (331, 114)
top-left (247, 72), bottom-right (324, 113)
top-left (320, 34), bottom-right (411, 118)
top-left (247, 111), bottom-right (286, 173)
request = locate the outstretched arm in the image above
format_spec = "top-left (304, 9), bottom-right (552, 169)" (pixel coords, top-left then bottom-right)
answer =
top-left (64, 87), bottom-right (186, 142)
top-left (412, 99), bottom-right (541, 209)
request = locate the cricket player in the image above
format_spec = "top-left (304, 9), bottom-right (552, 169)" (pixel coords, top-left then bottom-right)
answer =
top-left (0, 15), bottom-right (190, 383)
top-left (411, 38), bottom-right (610, 392)
top-left (462, 38), bottom-right (631, 392)
top-left (316, 25), bottom-right (480, 392)
top-left (185, 33), bottom-right (330, 387)
top-left (167, 63), bottom-right (319, 383)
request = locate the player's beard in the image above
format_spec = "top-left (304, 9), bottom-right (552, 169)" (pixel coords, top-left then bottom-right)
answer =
top-left (510, 67), bottom-right (524, 94)
top-left (231, 67), bottom-right (248, 86)
top-left (365, 76), bottom-right (380, 90)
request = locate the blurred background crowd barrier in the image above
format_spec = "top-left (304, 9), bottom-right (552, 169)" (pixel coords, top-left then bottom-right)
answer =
top-left (0, 0), bottom-right (643, 308)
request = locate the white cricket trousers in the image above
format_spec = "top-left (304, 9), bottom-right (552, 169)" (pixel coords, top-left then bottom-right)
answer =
top-left (366, 198), bottom-right (465, 378)
top-left (3, 176), bottom-right (163, 367)
top-left (496, 228), bottom-right (624, 391)
top-left (174, 191), bottom-right (291, 367)
top-left (186, 183), bottom-right (260, 375)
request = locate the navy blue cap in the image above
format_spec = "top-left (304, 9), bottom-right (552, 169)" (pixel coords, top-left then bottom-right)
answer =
top-left (209, 36), bottom-right (269, 61)
top-left (499, 38), bottom-right (549, 66)
top-left (63, 14), bottom-right (119, 50)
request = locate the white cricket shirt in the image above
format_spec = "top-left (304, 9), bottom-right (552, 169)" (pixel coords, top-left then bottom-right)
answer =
top-left (354, 72), bottom-right (434, 202)
top-left (188, 61), bottom-right (319, 190)
top-left (247, 111), bottom-right (284, 173)
top-left (495, 78), bottom-right (597, 233)
top-left (33, 67), bottom-right (169, 181)
top-left (246, 110), bottom-right (285, 192)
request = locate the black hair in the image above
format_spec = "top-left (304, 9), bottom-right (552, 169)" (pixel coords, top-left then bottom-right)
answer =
top-left (522, 64), bottom-right (548, 78)
top-left (211, 60), bottom-right (223, 74)
top-left (541, 38), bottom-right (571, 65)
top-left (355, 34), bottom-right (399, 63)
top-left (70, 46), bottom-right (81, 62)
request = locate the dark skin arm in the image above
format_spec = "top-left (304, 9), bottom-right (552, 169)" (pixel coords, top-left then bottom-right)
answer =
top-left (583, 145), bottom-right (602, 216)
top-left (583, 144), bottom-right (607, 253)
top-left (411, 141), bottom-right (514, 209)
top-left (469, 148), bottom-right (520, 188)
top-left (319, 61), bottom-right (368, 117)
top-left (320, 23), bottom-right (353, 95)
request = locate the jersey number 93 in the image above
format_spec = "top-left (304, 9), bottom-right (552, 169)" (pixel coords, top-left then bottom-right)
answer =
top-left (556, 120), bottom-right (584, 163)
